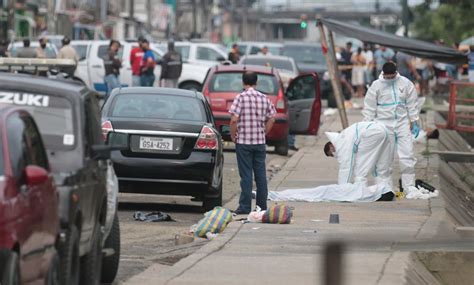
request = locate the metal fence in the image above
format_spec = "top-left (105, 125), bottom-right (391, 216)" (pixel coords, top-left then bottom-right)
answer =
top-left (436, 81), bottom-right (474, 133)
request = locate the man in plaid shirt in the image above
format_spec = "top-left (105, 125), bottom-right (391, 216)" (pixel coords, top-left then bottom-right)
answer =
top-left (229, 71), bottom-right (276, 214)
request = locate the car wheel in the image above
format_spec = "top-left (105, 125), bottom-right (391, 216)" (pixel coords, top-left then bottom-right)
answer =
top-left (80, 223), bottom-right (103, 285)
top-left (180, 82), bottom-right (202, 91)
top-left (101, 213), bottom-right (120, 283)
top-left (203, 180), bottom-right (223, 211)
top-left (46, 252), bottom-right (60, 285)
top-left (0, 251), bottom-right (20, 285)
top-left (58, 225), bottom-right (80, 285)
top-left (275, 140), bottom-right (289, 156)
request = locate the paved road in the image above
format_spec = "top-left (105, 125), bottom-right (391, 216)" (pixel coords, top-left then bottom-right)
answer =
top-left (114, 145), bottom-right (291, 284)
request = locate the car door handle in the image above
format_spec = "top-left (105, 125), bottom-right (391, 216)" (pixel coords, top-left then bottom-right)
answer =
top-left (92, 65), bottom-right (102, 68)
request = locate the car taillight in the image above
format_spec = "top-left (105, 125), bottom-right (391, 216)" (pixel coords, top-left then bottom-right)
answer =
top-left (195, 126), bottom-right (218, 150)
top-left (102, 120), bottom-right (113, 142)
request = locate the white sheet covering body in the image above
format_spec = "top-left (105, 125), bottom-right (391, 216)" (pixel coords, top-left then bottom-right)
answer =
top-left (326, 121), bottom-right (392, 186)
top-left (268, 181), bottom-right (392, 202)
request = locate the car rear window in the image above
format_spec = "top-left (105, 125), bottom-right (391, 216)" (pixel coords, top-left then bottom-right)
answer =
top-left (241, 57), bottom-right (293, 73)
top-left (109, 94), bottom-right (206, 122)
top-left (0, 92), bottom-right (76, 150)
top-left (209, 72), bottom-right (279, 95)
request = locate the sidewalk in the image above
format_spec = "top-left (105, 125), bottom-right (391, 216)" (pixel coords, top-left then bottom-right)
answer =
top-left (126, 104), bottom-right (458, 285)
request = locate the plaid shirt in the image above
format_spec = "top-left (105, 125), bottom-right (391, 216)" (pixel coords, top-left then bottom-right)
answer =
top-left (229, 87), bottom-right (276, 145)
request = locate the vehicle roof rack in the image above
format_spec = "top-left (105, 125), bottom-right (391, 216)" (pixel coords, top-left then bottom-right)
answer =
top-left (0, 58), bottom-right (76, 73)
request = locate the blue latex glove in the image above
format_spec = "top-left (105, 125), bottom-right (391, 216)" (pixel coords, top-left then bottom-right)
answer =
top-left (411, 122), bottom-right (420, 138)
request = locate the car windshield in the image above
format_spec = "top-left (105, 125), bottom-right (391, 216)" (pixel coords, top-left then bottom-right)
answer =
top-left (267, 46), bottom-right (282, 55)
top-left (110, 94), bottom-right (206, 122)
top-left (209, 72), bottom-right (279, 95)
top-left (241, 57), bottom-right (294, 73)
top-left (0, 92), bottom-right (75, 150)
top-left (282, 45), bottom-right (326, 66)
top-left (175, 46), bottom-right (190, 60)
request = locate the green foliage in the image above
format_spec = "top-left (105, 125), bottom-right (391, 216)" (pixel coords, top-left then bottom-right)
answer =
top-left (413, 1), bottom-right (474, 45)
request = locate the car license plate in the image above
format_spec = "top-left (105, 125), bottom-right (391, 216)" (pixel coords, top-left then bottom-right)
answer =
top-left (139, 137), bottom-right (173, 151)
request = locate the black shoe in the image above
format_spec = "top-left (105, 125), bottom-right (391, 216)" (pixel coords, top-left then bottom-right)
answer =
top-left (289, 146), bottom-right (299, 151)
top-left (232, 208), bottom-right (250, 215)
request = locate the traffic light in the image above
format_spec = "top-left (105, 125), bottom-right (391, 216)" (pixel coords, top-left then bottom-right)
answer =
top-left (300, 14), bottom-right (308, 29)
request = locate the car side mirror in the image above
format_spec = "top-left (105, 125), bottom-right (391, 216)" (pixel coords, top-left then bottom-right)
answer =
top-left (107, 132), bottom-right (129, 150)
top-left (25, 165), bottom-right (49, 185)
top-left (217, 56), bottom-right (226, 62)
top-left (91, 145), bottom-right (111, 160)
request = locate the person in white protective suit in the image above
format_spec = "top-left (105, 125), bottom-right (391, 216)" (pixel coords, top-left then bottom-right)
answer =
top-left (324, 121), bottom-right (393, 188)
top-left (362, 62), bottom-right (420, 193)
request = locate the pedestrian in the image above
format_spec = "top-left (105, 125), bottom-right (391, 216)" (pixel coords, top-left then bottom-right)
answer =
top-left (351, 47), bottom-right (366, 97)
top-left (362, 62), bottom-right (421, 194)
top-left (468, 45), bottom-right (474, 83)
top-left (130, 36), bottom-right (145, 86)
top-left (395, 52), bottom-right (421, 82)
top-left (340, 42), bottom-right (353, 85)
top-left (361, 43), bottom-right (374, 84)
top-left (229, 71), bottom-right (276, 214)
top-left (259, 46), bottom-right (270, 56)
top-left (0, 40), bottom-right (9, 57)
top-left (57, 36), bottom-right (79, 77)
top-left (140, 39), bottom-right (156, 87)
top-left (159, 40), bottom-right (183, 88)
top-left (324, 121), bottom-right (392, 187)
top-left (16, 39), bottom-right (37, 58)
top-left (228, 43), bottom-right (240, 64)
top-left (373, 46), bottom-right (395, 76)
top-left (414, 57), bottom-right (432, 96)
top-left (103, 40), bottom-right (122, 98)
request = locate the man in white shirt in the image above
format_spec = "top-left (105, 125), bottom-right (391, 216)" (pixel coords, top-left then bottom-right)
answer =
top-left (361, 43), bottom-right (374, 84)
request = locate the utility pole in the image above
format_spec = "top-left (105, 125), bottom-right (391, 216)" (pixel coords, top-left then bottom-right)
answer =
top-left (7, 0), bottom-right (15, 39)
top-left (242, 0), bottom-right (248, 40)
top-left (192, 0), bottom-right (197, 37)
top-left (146, 0), bottom-right (151, 32)
top-left (47, 0), bottom-right (55, 35)
top-left (401, 0), bottom-right (409, 37)
top-left (129, 0), bottom-right (134, 38)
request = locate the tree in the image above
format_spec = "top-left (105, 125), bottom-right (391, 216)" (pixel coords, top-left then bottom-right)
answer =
top-left (412, 0), bottom-right (474, 45)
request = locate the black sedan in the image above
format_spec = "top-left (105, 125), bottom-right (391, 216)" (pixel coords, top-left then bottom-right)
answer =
top-left (102, 87), bottom-right (224, 211)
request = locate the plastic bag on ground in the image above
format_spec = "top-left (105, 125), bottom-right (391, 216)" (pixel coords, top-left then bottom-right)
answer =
top-left (195, 207), bottom-right (232, 238)
top-left (262, 205), bottom-right (293, 224)
top-left (133, 211), bottom-right (175, 222)
top-left (246, 206), bottom-right (266, 223)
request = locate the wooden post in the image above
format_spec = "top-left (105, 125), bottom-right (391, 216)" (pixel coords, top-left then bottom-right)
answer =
top-left (317, 20), bottom-right (349, 129)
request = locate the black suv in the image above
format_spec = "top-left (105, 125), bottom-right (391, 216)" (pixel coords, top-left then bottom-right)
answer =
top-left (0, 73), bottom-right (120, 284)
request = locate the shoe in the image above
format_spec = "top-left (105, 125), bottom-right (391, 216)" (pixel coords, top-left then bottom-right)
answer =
top-left (289, 146), bottom-right (299, 151)
top-left (232, 208), bottom-right (250, 215)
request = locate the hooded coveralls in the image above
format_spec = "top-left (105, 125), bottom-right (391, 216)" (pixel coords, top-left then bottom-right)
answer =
top-left (362, 73), bottom-right (419, 191)
top-left (326, 121), bottom-right (392, 187)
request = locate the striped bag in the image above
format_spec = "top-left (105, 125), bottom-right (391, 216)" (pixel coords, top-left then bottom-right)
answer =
top-left (262, 205), bottom-right (293, 224)
top-left (195, 207), bottom-right (233, 237)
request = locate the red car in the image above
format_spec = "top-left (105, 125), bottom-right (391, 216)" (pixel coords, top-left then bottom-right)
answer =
top-left (202, 64), bottom-right (322, 155)
top-left (0, 105), bottom-right (59, 285)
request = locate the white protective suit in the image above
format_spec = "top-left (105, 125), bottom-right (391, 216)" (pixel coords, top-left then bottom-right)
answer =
top-left (362, 73), bottom-right (419, 191)
top-left (326, 121), bottom-right (392, 186)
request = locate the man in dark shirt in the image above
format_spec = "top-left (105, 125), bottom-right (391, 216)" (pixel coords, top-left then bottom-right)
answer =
top-left (228, 43), bottom-right (240, 64)
top-left (340, 42), bottom-right (353, 85)
top-left (159, 41), bottom-right (182, 88)
top-left (103, 40), bottom-right (122, 99)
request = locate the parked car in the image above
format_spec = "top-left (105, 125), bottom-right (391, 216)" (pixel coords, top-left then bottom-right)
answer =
top-left (8, 41), bottom-right (58, 58)
top-left (0, 105), bottom-right (60, 285)
top-left (236, 42), bottom-right (283, 56)
top-left (239, 55), bottom-right (299, 88)
top-left (201, 64), bottom-right (322, 155)
top-left (171, 42), bottom-right (229, 67)
top-left (102, 87), bottom-right (224, 211)
top-left (282, 43), bottom-right (333, 105)
top-left (0, 70), bottom-right (119, 284)
top-left (72, 40), bottom-right (209, 93)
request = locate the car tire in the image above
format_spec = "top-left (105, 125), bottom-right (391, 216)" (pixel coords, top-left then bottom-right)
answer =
top-left (0, 251), bottom-right (20, 285)
top-left (58, 225), bottom-right (80, 285)
top-left (101, 213), bottom-right (120, 284)
top-left (80, 223), bottom-right (103, 285)
top-left (203, 180), bottom-right (223, 211)
top-left (180, 82), bottom-right (202, 91)
top-left (275, 140), bottom-right (289, 156)
top-left (46, 252), bottom-right (60, 285)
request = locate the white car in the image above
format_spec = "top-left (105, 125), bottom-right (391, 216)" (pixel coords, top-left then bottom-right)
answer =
top-left (237, 42), bottom-right (283, 56)
top-left (239, 55), bottom-right (299, 88)
top-left (167, 42), bottom-right (229, 67)
top-left (71, 40), bottom-right (209, 93)
top-left (8, 41), bottom-right (58, 58)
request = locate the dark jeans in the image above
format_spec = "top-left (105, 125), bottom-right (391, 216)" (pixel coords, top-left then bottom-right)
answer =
top-left (140, 74), bottom-right (155, 87)
top-left (235, 144), bottom-right (268, 213)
